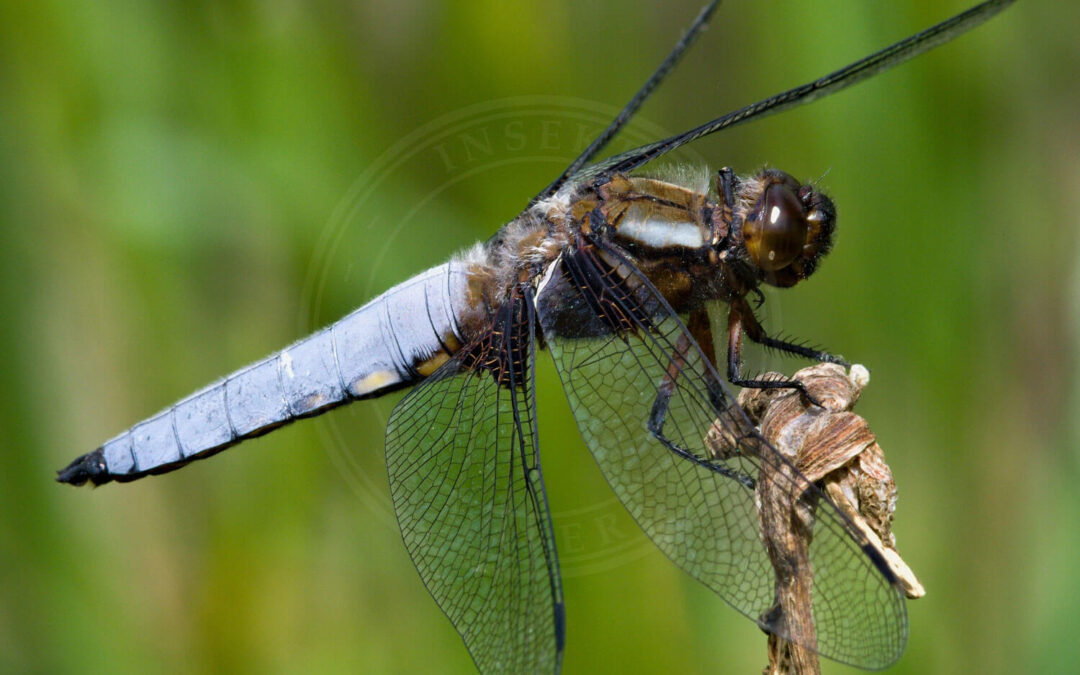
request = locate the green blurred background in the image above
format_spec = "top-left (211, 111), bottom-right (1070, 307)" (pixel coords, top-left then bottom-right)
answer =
top-left (2, 1), bottom-right (1076, 672)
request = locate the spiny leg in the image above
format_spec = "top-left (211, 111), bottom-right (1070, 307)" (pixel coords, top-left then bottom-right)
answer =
top-left (755, 333), bottom-right (849, 367)
top-left (717, 167), bottom-right (736, 214)
top-left (736, 296), bottom-right (848, 366)
top-left (647, 308), bottom-right (754, 489)
top-left (725, 298), bottom-right (845, 406)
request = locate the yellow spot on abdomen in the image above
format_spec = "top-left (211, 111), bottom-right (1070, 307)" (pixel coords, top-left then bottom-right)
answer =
top-left (415, 351), bottom-right (450, 376)
top-left (351, 370), bottom-right (400, 395)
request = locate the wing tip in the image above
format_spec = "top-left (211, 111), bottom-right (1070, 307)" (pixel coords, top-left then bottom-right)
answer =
top-left (554, 599), bottom-right (566, 652)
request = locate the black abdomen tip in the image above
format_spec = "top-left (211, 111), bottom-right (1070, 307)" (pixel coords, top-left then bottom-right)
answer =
top-left (56, 448), bottom-right (112, 486)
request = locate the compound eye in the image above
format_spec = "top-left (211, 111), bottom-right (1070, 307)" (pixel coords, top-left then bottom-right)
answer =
top-left (744, 183), bottom-right (809, 272)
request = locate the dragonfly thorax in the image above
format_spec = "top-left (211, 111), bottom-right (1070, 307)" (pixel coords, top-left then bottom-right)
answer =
top-left (542, 168), bottom-right (837, 314)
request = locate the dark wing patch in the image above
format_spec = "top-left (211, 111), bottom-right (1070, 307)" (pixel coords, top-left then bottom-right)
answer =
top-left (385, 290), bottom-right (564, 672)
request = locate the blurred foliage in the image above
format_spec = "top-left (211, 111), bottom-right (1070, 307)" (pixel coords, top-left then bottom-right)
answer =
top-left (1, 1), bottom-right (1077, 673)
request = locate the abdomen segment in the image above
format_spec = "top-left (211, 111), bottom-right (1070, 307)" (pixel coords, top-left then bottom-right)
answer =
top-left (58, 261), bottom-right (474, 485)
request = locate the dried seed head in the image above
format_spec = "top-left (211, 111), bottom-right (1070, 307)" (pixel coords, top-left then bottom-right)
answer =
top-left (705, 363), bottom-right (923, 675)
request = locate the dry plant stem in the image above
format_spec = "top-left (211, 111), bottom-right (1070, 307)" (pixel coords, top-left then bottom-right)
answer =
top-left (757, 444), bottom-right (820, 675)
top-left (707, 363), bottom-right (923, 675)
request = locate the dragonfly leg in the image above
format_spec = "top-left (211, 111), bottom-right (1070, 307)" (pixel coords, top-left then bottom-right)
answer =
top-left (717, 167), bottom-right (737, 210)
top-left (647, 309), bottom-right (755, 489)
top-left (648, 308), bottom-right (724, 429)
top-left (726, 299), bottom-right (826, 405)
top-left (688, 307), bottom-right (727, 410)
top-left (751, 328), bottom-right (848, 367)
top-left (738, 296), bottom-right (848, 366)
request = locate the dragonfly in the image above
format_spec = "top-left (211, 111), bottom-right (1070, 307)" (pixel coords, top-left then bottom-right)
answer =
top-left (58, 1), bottom-right (1015, 671)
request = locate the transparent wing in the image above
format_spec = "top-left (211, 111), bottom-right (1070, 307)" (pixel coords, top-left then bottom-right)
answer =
top-left (528, 0), bottom-right (720, 206)
top-left (534, 242), bottom-right (906, 669)
top-left (571, 0), bottom-right (1015, 181)
top-left (385, 292), bottom-right (564, 673)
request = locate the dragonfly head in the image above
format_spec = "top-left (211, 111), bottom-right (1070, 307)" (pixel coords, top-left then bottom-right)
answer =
top-left (740, 169), bottom-right (835, 288)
